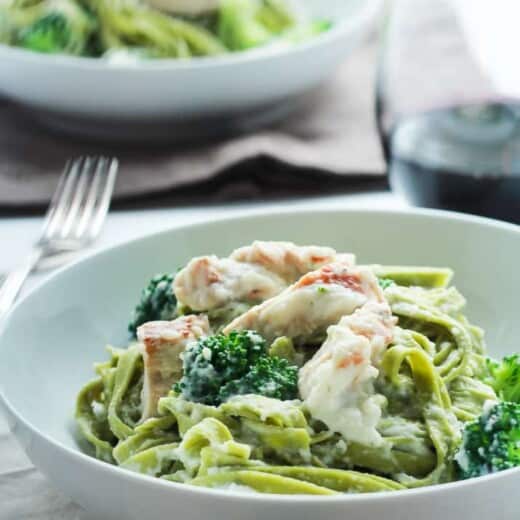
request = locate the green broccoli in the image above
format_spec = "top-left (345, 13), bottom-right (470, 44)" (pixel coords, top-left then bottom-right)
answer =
top-left (486, 355), bottom-right (520, 403)
top-left (456, 401), bottom-right (520, 479)
top-left (128, 273), bottom-right (177, 337)
top-left (12, 0), bottom-right (96, 55)
top-left (219, 355), bottom-right (298, 402)
top-left (20, 12), bottom-right (73, 52)
top-left (175, 330), bottom-right (298, 405)
top-left (174, 330), bottom-right (266, 405)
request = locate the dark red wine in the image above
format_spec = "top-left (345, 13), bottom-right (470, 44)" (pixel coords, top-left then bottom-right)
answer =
top-left (382, 104), bottom-right (520, 223)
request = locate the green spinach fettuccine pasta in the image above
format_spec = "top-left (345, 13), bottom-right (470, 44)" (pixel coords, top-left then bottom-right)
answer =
top-left (76, 241), bottom-right (509, 495)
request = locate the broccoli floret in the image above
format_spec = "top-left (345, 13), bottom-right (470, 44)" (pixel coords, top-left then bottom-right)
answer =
top-left (175, 331), bottom-right (267, 406)
top-left (20, 12), bottom-right (72, 52)
top-left (128, 274), bottom-right (177, 337)
top-left (486, 355), bottom-right (520, 403)
top-left (175, 330), bottom-right (299, 405)
top-left (14, 0), bottom-right (96, 55)
top-left (456, 401), bottom-right (520, 479)
top-left (219, 355), bottom-right (298, 402)
top-left (378, 277), bottom-right (396, 290)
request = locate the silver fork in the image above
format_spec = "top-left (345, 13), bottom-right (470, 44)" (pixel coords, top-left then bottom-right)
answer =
top-left (0, 156), bottom-right (119, 319)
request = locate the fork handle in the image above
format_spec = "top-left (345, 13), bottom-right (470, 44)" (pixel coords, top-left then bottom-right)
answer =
top-left (0, 248), bottom-right (43, 320)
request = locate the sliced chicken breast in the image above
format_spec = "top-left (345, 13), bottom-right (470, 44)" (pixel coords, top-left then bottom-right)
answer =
top-left (223, 262), bottom-right (384, 344)
top-left (174, 242), bottom-right (354, 313)
top-left (230, 241), bottom-right (345, 283)
top-left (299, 302), bottom-right (396, 446)
top-left (137, 315), bottom-right (210, 419)
top-left (174, 256), bottom-right (287, 312)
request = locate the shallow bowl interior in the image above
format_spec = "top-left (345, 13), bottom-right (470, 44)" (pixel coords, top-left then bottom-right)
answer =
top-left (0, 209), bottom-right (519, 520)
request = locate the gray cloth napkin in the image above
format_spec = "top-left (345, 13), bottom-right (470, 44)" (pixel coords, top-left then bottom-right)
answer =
top-left (0, 37), bottom-right (384, 208)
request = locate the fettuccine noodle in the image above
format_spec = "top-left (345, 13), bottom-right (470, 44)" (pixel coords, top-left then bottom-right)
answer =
top-left (76, 253), bottom-right (497, 495)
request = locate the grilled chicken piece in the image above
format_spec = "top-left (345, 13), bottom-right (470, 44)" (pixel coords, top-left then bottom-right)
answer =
top-left (223, 262), bottom-right (384, 344)
top-left (137, 315), bottom-right (210, 419)
top-left (144, 0), bottom-right (220, 15)
top-left (174, 242), bottom-right (354, 313)
top-left (174, 256), bottom-right (287, 312)
top-left (298, 302), bottom-right (396, 446)
top-left (230, 241), bottom-right (345, 283)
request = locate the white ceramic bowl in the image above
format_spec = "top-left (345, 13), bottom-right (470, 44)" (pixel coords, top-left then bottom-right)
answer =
top-left (0, 0), bottom-right (380, 130)
top-left (1, 208), bottom-right (519, 520)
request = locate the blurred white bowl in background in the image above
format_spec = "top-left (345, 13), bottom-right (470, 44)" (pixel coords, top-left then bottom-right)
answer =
top-left (0, 0), bottom-right (381, 139)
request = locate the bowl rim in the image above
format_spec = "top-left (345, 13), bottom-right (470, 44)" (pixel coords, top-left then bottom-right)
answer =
top-left (1, 206), bottom-right (519, 504)
top-left (0, 0), bottom-right (381, 71)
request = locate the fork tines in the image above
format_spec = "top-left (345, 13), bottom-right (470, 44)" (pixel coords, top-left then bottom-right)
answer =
top-left (41, 156), bottom-right (119, 245)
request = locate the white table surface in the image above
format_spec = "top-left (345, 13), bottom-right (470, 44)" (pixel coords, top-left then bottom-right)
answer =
top-left (0, 191), bottom-right (406, 520)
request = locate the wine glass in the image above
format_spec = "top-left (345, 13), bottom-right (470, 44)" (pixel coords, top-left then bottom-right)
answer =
top-left (377, 0), bottom-right (520, 223)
